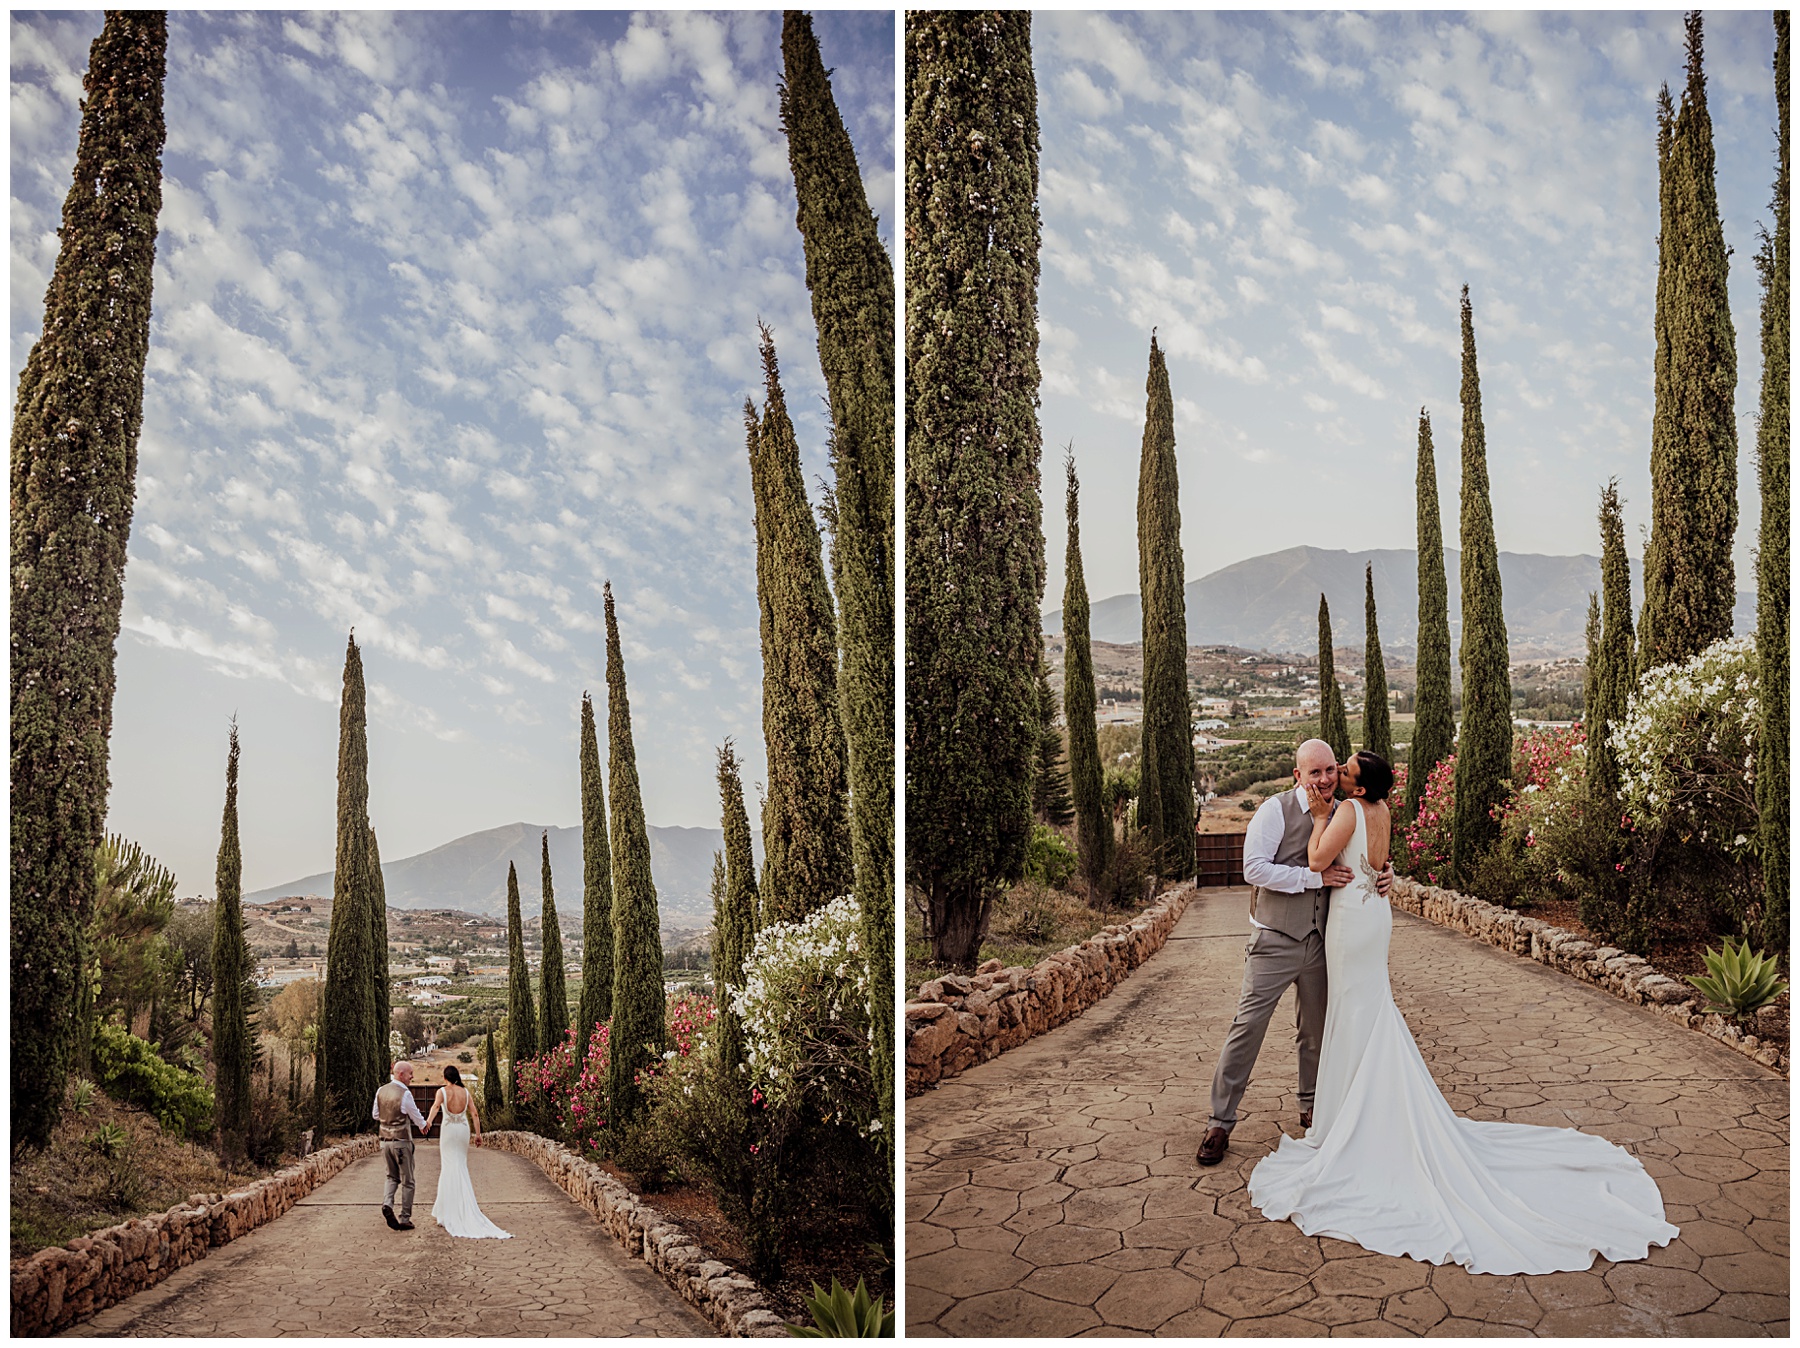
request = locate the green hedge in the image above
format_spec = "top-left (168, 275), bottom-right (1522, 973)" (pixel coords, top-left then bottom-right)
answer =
top-left (92, 1019), bottom-right (214, 1138)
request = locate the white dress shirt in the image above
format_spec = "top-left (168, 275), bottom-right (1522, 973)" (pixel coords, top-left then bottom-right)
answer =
top-left (372, 1076), bottom-right (430, 1133)
top-left (1242, 786), bottom-right (1325, 930)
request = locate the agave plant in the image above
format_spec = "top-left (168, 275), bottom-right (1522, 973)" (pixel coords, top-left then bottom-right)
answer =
top-left (786, 1276), bottom-right (894, 1338)
top-left (1686, 937), bottom-right (1789, 1026)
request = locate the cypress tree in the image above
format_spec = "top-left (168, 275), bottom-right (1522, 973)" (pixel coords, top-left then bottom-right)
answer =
top-left (779, 10), bottom-right (896, 1127)
top-left (367, 824), bottom-right (388, 1077)
top-left (321, 634), bottom-right (381, 1132)
top-left (482, 1022), bottom-right (503, 1118)
top-left (1450, 288), bottom-right (1512, 888)
top-left (211, 720), bottom-right (252, 1163)
top-left (1756, 11), bottom-right (1789, 956)
top-left (576, 692), bottom-right (614, 1041)
top-left (1032, 665), bottom-right (1075, 828)
top-left (1409, 409), bottom-right (1456, 822)
top-left (603, 583), bottom-right (668, 1125)
top-left (1363, 564), bottom-right (1392, 761)
top-left (1582, 592), bottom-right (1601, 726)
top-left (10, 11), bottom-right (166, 1152)
top-left (1641, 14), bottom-right (1739, 672)
top-left (1063, 452), bottom-right (1111, 900)
top-left (503, 861), bottom-right (536, 1092)
top-left (905, 11), bottom-right (1043, 968)
top-left (1317, 594), bottom-right (1352, 762)
top-left (1588, 481), bottom-right (1636, 803)
top-left (748, 329), bottom-right (852, 926)
top-left (715, 740), bottom-right (760, 1077)
top-left (1137, 335), bottom-right (1196, 878)
top-left (539, 833), bottom-right (569, 1051)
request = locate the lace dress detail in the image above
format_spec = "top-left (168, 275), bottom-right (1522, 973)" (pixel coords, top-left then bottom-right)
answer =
top-left (1247, 799), bottom-right (1677, 1274)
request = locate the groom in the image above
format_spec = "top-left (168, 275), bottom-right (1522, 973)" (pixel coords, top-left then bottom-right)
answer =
top-left (1197, 739), bottom-right (1390, 1166)
top-left (373, 1060), bottom-right (430, 1230)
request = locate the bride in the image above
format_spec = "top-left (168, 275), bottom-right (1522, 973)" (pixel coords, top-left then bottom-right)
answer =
top-left (422, 1065), bottom-right (511, 1240)
top-left (1247, 750), bottom-right (1678, 1275)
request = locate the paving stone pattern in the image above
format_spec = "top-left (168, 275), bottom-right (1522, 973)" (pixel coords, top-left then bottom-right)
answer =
top-left (906, 887), bottom-right (1789, 1337)
top-left (68, 1144), bottom-right (713, 1337)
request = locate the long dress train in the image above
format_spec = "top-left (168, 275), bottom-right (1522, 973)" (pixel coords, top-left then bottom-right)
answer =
top-left (431, 1097), bottom-right (512, 1240)
top-left (1247, 799), bottom-right (1677, 1275)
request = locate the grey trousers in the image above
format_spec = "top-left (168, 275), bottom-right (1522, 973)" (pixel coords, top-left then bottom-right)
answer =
top-left (1207, 925), bottom-right (1328, 1132)
top-left (381, 1138), bottom-right (416, 1219)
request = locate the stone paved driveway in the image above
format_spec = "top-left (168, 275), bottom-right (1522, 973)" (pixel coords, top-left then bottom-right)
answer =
top-left (906, 887), bottom-right (1788, 1337)
top-left (68, 1143), bottom-right (712, 1337)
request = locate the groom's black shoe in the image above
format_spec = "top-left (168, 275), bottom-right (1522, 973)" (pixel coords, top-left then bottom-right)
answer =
top-left (1197, 1127), bottom-right (1229, 1166)
top-left (396, 1218), bottom-right (415, 1231)
top-left (382, 1205), bottom-right (401, 1230)
top-left (1300, 1110), bottom-right (1313, 1130)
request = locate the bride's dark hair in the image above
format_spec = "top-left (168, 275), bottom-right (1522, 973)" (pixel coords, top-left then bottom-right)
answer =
top-left (1353, 750), bottom-right (1394, 803)
top-left (443, 1065), bottom-right (463, 1087)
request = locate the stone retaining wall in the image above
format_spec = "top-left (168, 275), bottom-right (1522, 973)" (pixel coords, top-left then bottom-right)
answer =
top-left (1392, 876), bottom-right (1788, 1077)
top-left (10, 1134), bottom-right (378, 1337)
top-left (480, 1130), bottom-right (786, 1337)
top-left (905, 882), bottom-right (1196, 1096)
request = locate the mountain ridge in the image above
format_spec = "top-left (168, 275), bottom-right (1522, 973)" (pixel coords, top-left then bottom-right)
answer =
top-left (1044, 544), bottom-right (1753, 657)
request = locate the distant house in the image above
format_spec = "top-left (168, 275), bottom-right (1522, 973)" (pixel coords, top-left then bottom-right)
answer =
top-left (414, 975), bottom-right (451, 987)
top-left (425, 956), bottom-right (456, 969)
top-left (1193, 718), bottom-right (1228, 731)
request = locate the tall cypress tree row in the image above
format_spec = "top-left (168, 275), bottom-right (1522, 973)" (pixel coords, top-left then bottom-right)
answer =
top-left (1137, 335), bottom-right (1195, 877)
top-left (211, 721), bottom-right (252, 1163)
top-left (1317, 595), bottom-right (1352, 762)
top-left (1451, 288), bottom-right (1512, 888)
top-left (779, 10), bottom-right (895, 1126)
top-left (10, 11), bottom-right (166, 1152)
top-left (604, 583), bottom-right (668, 1125)
top-left (483, 1023), bottom-right (503, 1118)
top-left (904, 10), bottom-right (1043, 968)
top-left (1409, 409), bottom-right (1455, 822)
top-left (321, 634), bottom-right (380, 1131)
top-left (576, 693), bottom-right (615, 1040)
top-left (748, 330), bottom-right (852, 926)
top-left (1641, 14), bottom-right (1739, 672)
top-left (503, 861), bottom-right (536, 1093)
top-left (367, 825), bottom-right (388, 1072)
top-left (1063, 452), bottom-right (1111, 900)
top-left (1588, 481), bottom-right (1636, 803)
top-left (538, 833), bottom-right (569, 1051)
top-left (1032, 665), bottom-right (1075, 827)
top-left (1362, 564), bottom-right (1392, 761)
top-left (715, 740), bottom-right (760, 1077)
top-left (1755, 11), bottom-right (1789, 956)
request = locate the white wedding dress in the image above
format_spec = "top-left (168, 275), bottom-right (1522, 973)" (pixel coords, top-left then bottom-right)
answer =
top-left (1248, 799), bottom-right (1678, 1274)
top-left (430, 1091), bottom-right (511, 1240)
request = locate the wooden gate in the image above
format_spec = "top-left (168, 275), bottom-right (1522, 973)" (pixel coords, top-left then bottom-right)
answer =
top-left (1195, 831), bottom-right (1245, 888)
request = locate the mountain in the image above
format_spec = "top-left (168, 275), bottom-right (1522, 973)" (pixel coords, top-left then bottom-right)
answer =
top-left (245, 821), bottom-right (761, 925)
top-left (1043, 545), bottom-right (1754, 658)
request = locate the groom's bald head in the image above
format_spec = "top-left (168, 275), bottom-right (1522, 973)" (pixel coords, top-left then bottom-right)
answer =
top-left (1294, 739), bottom-right (1340, 795)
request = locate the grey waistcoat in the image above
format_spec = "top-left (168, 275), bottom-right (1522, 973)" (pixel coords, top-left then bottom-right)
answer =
top-left (1249, 789), bottom-right (1333, 942)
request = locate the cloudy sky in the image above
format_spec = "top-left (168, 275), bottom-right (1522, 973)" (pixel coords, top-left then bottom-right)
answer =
top-left (11, 10), bottom-right (894, 896)
top-left (1034, 11), bottom-right (1781, 617)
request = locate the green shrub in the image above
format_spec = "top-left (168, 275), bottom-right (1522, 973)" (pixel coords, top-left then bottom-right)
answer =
top-left (1024, 825), bottom-right (1077, 890)
top-left (85, 1123), bottom-right (128, 1158)
top-left (91, 1018), bottom-right (213, 1138)
top-left (787, 1276), bottom-right (895, 1337)
top-left (1687, 938), bottom-right (1789, 1025)
top-left (1093, 826), bottom-right (1155, 909)
top-left (71, 1078), bottom-right (96, 1117)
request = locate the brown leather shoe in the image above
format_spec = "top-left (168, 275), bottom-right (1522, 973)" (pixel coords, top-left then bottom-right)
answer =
top-left (1196, 1126), bottom-right (1229, 1166)
top-left (1300, 1110), bottom-right (1313, 1130)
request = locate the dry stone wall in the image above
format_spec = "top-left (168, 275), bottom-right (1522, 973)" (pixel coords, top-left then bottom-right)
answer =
top-left (1391, 876), bottom-right (1788, 1077)
top-left (480, 1130), bottom-right (786, 1337)
top-left (905, 882), bottom-right (1196, 1096)
top-left (10, 1133), bottom-right (378, 1337)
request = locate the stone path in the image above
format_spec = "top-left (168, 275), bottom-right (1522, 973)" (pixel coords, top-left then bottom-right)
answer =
top-left (68, 1144), bottom-right (713, 1337)
top-left (906, 887), bottom-right (1788, 1337)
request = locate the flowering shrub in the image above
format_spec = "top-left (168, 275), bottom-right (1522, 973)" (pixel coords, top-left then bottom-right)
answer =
top-left (1612, 635), bottom-right (1760, 861)
top-left (1398, 754), bottom-right (1456, 884)
top-left (1492, 724), bottom-right (1587, 866)
top-left (733, 894), bottom-right (874, 1135)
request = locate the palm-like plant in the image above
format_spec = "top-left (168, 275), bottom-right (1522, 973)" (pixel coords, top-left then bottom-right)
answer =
top-left (786, 1276), bottom-right (893, 1337)
top-left (1686, 937), bottom-right (1789, 1025)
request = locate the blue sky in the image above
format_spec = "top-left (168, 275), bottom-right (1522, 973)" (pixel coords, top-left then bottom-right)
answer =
top-left (11, 11), bottom-right (894, 895)
top-left (1034, 11), bottom-right (1781, 617)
